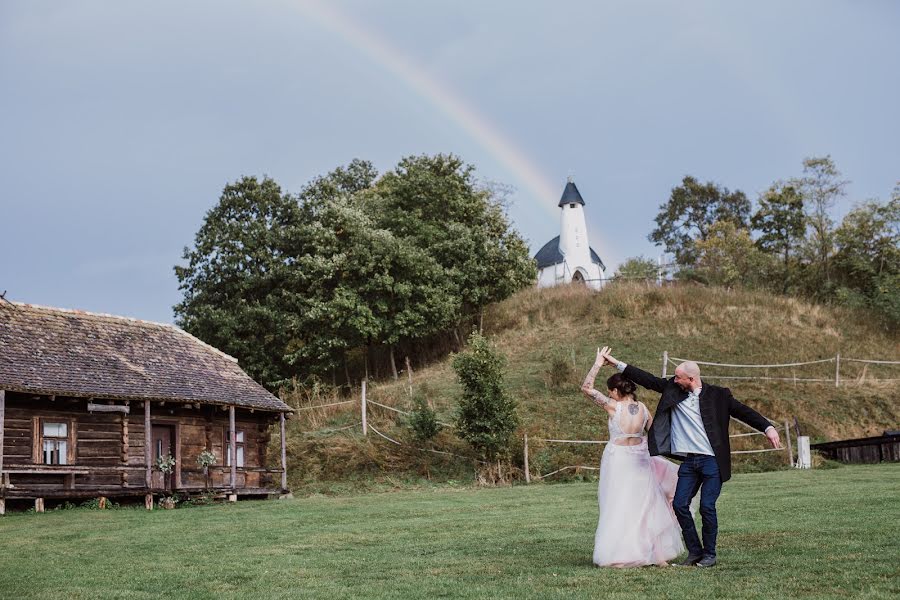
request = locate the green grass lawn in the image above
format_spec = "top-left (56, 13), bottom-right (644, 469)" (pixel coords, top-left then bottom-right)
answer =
top-left (1, 464), bottom-right (898, 599)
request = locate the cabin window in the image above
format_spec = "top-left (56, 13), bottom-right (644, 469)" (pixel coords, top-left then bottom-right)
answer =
top-left (42, 422), bottom-right (69, 465)
top-left (225, 430), bottom-right (245, 467)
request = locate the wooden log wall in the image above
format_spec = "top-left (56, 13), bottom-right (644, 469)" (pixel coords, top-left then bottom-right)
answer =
top-left (2, 392), bottom-right (280, 497)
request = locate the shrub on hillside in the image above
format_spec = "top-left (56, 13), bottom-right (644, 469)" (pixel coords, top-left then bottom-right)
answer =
top-left (452, 331), bottom-right (519, 463)
top-left (407, 393), bottom-right (442, 443)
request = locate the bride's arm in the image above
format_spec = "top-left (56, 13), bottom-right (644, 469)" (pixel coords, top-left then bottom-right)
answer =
top-left (581, 348), bottom-right (614, 410)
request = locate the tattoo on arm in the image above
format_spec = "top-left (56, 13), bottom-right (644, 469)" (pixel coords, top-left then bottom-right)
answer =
top-left (582, 362), bottom-right (611, 406)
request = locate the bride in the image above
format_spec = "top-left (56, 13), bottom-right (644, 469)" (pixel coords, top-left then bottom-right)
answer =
top-left (581, 346), bottom-right (686, 567)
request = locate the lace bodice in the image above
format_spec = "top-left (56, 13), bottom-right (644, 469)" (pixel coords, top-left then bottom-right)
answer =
top-left (608, 401), bottom-right (649, 443)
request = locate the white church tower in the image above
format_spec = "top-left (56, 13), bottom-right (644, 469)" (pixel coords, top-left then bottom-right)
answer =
top-left (534, 178), bottom-right (606, 290)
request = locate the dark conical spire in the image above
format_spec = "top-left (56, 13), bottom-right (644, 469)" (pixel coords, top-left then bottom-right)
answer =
top-left (558, 177), bottom-right (585, 207)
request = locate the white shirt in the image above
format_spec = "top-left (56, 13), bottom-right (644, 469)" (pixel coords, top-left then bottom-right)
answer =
top-left (670, 386), bottom-right (715, 456)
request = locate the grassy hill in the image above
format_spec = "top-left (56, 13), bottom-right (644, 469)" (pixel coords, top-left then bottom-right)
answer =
top-left (280, 283), bottom-right (900, 493)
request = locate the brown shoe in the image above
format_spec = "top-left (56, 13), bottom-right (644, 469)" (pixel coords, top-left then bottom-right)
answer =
top-left (672, 554), bottom-right (702, 566)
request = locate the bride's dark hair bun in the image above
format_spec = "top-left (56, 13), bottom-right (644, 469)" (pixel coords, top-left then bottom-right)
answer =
top-left (606, 373), bottom-right (637, 398)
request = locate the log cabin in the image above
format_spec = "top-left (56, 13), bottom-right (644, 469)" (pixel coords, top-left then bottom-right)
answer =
top-left (0, 301), bottom-right (292, 513)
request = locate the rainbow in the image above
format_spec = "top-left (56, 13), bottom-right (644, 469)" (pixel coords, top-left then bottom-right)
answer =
top-left (294, 0), bottom-right (561, 216)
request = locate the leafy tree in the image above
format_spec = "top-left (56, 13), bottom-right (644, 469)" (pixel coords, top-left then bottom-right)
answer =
top-left (832, 191), bottom-right (900, 327)
top-left (452, 331), bottom-right (519, 461)
top-left (174, 176), bottom-right (303, 387)
top-left (693, 221), bottom-right (772, 288)
top-left (615, 256), bottom-right (659, 280)
top-left (365, 154), bottom-right (535, 330)
top-left (792, 156), bottom-right (848, 292)
top-left (649, 176), bottom-right (751, 266)
top-left (751, 183), bottom-right (805, 292)
top-left (298, 158), bottom-right (378, 206)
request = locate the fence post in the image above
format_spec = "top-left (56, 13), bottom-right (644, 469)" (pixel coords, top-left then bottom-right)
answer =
top-left (784, 420), bottom-right (793, 467)
top-left (796, 436), bottom-right (811, 469)
top-left (835, 353), bottom-right (840, 388)
top-left (662, 351), bottom-right (668, 378)
top-left (524, 434), bottom-right (531, 484)
top-left (361, 379), bottom-right (368, 436)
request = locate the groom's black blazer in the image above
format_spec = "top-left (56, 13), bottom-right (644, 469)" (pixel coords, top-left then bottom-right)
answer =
top-left (624, 364), bottom-right (772, 483)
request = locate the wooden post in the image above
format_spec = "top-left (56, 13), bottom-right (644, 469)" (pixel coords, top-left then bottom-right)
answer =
top-left (835, 353), bottom-right (841, 388)
top-left (35, 498), bottom-right (44, 513)
top-left (662, 352), bottom-right (668, 378)
top-left (361, 380), bottom-right (368, 436)
top-left (145, 493), bottom-right (153, 511)
top-left (0, 390), bottom-right (5, 487)
top-left (784, 420), bottom-right (794, 467)
top-left (406, 356), bottom-right (413, 398)
top-left (121, 411), bottom-right (129, 487)
top-left (0, 498), bottom-right (5, 516)
top-left (280, 413), bottom-right (288, 491)
top-left (523, 434), bottom-right (530, 484)
top-left (229, 405), bottom-right (237, 490)
top-left (144, 400), bottom-right (151, 489)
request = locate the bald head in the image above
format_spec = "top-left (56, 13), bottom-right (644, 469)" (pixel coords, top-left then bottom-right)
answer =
top-left (673, 361), bottom-right (701, 391)
top-left (677, 361), bottom-right (701, 378)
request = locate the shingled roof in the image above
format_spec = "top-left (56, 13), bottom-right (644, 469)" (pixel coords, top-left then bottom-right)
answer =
top-left (533, 235), bottom-right (606, 270)
top-left (0, 302), bottom-right (291, 413)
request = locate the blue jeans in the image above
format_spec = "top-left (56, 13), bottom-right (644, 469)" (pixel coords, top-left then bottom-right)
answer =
top-left (672, 454), bottom-right (722, 558)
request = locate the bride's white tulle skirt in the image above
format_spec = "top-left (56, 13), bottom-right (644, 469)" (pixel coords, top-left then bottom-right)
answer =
top-left (592, 439), bottom-right (686, 567)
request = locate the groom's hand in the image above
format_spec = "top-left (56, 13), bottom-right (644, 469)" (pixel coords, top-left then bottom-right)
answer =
top-left (765, 426), bottom-right (782, 449)
top-left (601, 348), bottom-right (619, 367)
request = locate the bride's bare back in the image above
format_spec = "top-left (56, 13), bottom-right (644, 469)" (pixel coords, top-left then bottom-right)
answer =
top-left (609, 400), bottom-right (650, 446)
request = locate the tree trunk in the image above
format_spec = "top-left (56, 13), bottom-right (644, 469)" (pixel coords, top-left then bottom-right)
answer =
top-left (389, 345), bottom-right (398, 380)
top-left (344, 361), bottom-right (353, 393)
top-left (479, 307), bottom-right (484, 334)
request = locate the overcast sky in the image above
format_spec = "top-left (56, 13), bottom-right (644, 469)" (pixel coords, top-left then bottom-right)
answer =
top-left (2, 1), bottom-right (898, 323)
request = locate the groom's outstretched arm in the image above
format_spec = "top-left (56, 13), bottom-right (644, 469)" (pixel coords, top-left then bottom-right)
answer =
top-left (728, 390), bottom-right (782, 448)
top-left (601, 349), bottom-right (668, 393)
top-left (622, 364), bottom-right (669, 394)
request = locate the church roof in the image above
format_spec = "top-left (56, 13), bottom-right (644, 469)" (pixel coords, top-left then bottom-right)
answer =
top-left (558, 181), bottom-right (585, 207)
top-left (534, 236), bottom-right (605, 270)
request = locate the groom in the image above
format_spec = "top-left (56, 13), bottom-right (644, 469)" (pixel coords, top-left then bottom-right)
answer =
top-left (599, 348), bottom-right (781, 567)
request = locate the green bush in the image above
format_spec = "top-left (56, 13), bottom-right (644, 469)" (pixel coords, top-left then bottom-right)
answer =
top-left (452, 331), bottom-right (519, 461)
top-left (407, 393), bottom-right (442, 443)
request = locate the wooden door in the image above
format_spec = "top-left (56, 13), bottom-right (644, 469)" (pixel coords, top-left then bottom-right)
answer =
top-left (151, 425), bottom-right (175, 490)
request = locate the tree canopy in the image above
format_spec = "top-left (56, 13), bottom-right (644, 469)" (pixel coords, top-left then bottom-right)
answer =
top-left (174, 155), bottom-right (536, 388)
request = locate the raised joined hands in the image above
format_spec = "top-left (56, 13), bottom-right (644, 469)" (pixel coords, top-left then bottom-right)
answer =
top-left (595, 346), bottom-right (618, 368)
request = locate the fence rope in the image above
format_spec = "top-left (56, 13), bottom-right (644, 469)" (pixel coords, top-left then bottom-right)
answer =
top-left (368, 424), bottom-right (402, 445)
top-left (302, 421), bottom-right (361, 435)
top-left (537, 465), bottom-right (599, 479)
top-left (669, 356), bottom-right (836, 368)
top-left (532, 438), bottom-right (608, 445)
top-left (843, 358), bottom-right (900, 365)
top-left (367, 421), bottom-right (487, 463)
top-left (367, 399), bottom-right (455, 428)
top-left (293, 399), bottom-right (355, 411)
top-left (703, 376), bottom-right (833, 382)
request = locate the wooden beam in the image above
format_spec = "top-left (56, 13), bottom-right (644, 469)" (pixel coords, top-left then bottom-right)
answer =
top-left (0, 390), bottom-right (5, 485)
top-left (87, 402), bottom-right (130, 414)
top-left (229, 405), bottom-right (237, 490)
top-left (144, 401), bottom-right (152, 489)
top-left (280, 412), bottom-right (287, 491)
